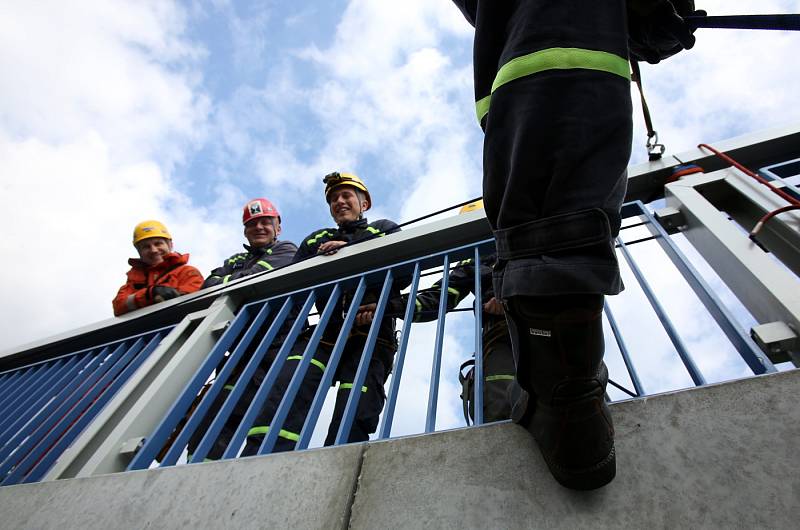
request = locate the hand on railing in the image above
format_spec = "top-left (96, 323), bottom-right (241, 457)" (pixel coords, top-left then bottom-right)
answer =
top-left (317, 240), bottom-right (348, 255)
top-left (482, 297), bottom-right (505, 315)
top-left (355, 303), bottom-right (377, 326)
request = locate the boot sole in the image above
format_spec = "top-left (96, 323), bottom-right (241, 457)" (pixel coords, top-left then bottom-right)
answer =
top-left (539, 444), bottom-right (616, 491)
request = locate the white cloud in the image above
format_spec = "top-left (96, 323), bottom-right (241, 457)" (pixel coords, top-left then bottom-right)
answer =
top-left (0, 1), bottom-right (220, 349)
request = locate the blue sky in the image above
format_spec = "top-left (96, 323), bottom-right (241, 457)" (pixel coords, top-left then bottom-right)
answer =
top-left (1, 1), bottom-right (799, 439)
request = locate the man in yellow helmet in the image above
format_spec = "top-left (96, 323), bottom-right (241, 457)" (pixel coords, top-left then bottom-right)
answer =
top-left (242, 171), bottom-right (404, 454)
top-left (112, 220), bottom-right (203, 316)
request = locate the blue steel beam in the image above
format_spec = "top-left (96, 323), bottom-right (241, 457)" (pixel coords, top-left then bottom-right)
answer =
top-left (0, 367), bottom-right (36, 416)
top-left (0, 344), bottom-right (123, 481)
top-left (296, 278), bottom-right (367, 450)
top-left (127, 306), bottom-right (255, 470)
top-left (378, 263), bottom-right (421, 439)
top-left (335, 270), bottom-right (394, 445)
top-left (160, 302), bottom-right (274, 466)
top-left (617, 238), bottom-right (707, 386)
top-left (0, 364), bottom-right (51, 421)
top-left (603, 304), bottom-right (645, 396)
top-left (632, 201), bottom-right (777, 375)
top-left (191, 297), bottom-right (294, 463)
top-left (259, 285), bottom-right (342, 454)
top-left (0, 359), bottom-right (65, 433)
top-left (222, 293), bottom-right (316, 459)
top-left (0, 349), bottom-right (106, 467)
top-left (472, 247), bottom-right (484, 426)
top-left (426, 255), bottom-right (451, 433)
top-left (0, 354), bottom-right (89, 448)
top-left (22, 333), bottom-right (165, 483)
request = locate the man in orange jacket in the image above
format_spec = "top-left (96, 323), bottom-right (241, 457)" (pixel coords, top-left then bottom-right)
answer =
top-left (112, 220), bottom-right (204, 316)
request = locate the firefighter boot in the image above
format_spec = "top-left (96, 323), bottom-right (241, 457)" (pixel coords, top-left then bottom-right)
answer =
top-left (505, 294), bottom-right (615, 490)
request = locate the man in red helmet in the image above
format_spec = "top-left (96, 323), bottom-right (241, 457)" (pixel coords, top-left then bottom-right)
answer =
top-left (203, 198), bottom-right (296, 288)
top-left (187, 198), bottom-right (297, 461)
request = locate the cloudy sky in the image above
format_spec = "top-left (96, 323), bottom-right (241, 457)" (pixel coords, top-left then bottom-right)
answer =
top-left (1, 1), bottom-right (799, 440)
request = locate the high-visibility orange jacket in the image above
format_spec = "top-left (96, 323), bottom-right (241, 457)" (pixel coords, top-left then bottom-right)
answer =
top-left (112, 252), bottom-right (203, 316)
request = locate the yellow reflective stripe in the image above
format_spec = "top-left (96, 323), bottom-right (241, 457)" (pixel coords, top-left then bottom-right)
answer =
top-left (413, 299), bottom-right (423, 322)
top-left (339, 383), bottom-right (368, 393)
top-left (247, 426), bottom-right (300, 442)
top-left (307, 230), bottom-right (333, 246)
top-left (287, 355), bottom-right (326, 371)
top-left (266, 248), bottom-right (273, 255)
top-left (223, 384), bottom-right (235, 391)
top-left (475, 94), bottom-right (491, 123)
top-left (222, 275), bottom-right (232, 284)
top-left (476, 47), bottom-right (630, 123)
top-left (365, 226), bottom-right (385, 236)
top-left (447, 287), bottom-right (460, 298)
top-left (459, 259), bottom-right (473, 266)
top-left (485, 375), bottom-right (516, 382)
top-left (257, 260), bottom-right (274, 271)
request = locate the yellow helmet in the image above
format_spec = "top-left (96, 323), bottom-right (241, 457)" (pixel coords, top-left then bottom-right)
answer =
top-left (459, 199), bottom-right (484, 214)
top-left (133, 220), bottom-right (172, 245)
top-left (323, 172), bottom-right (371, 209)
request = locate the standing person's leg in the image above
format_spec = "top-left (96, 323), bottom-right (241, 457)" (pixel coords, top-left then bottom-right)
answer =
top-left (480, 1), bottom-right (631, 490)
top-left (481, 323), bottom-right (516, 423)
top-left (324, 340), bottom-right (393, 446)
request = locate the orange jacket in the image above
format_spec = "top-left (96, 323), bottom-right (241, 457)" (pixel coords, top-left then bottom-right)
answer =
top-left (113, 252), bottom-right (204, 316)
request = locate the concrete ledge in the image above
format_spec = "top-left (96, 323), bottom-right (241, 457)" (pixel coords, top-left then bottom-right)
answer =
top-left (0, 443), bottom-right (365, 530)
top-left (1, 370), bottom-right (798, 529)
top-left (351, 369), bottom-right (800, 529)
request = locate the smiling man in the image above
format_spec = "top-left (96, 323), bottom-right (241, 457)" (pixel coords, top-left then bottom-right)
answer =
top-left (112, 220), bottom-right (204, 316)
top-left (203, 197), bottom-right (297, 288)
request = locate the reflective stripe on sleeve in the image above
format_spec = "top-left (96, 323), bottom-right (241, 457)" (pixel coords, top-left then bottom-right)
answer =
top-left (223, 384), bottom-right (235, 391)
top-left (365, 226), bottom-right (385, 236)
top-left (476, 47), bottom-right (630, 123)
top-left (247, 425), bottom-right (300, 442)
top-left (222, 275), bottom-right (232, 284)
top-left (307, 230), bottom-right (333, 246)
top-left (257, 260), bottom-right (274, 271)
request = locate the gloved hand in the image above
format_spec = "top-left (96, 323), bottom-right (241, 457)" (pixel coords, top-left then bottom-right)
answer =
top-left (628, 0), bottom-right (707, 64)
top-left (150, 285), bottom-right (181, 303)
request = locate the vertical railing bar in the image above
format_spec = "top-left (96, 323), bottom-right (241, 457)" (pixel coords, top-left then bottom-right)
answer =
top-left (0, 361), bottom-right (62, 426)
top-left (127, 306), bottom-right (256, 471)
top-left (0, 359), bottom-right (67, 435)
top-left (22, 334), bottom-right (163, 483)
top-left (0, 348), bottom-right (107, 467)
top-left (425, 255), bottom-right (451, 433)
top-left (161, 302), bottom-right (274, 466)
top-left (0, 343), bottom-right (123, 480)
top-left (472, 247), bottom-right (484, 426)
top-left (603, 303), bottom-right (645, 396)
top-left (221, 293), bottom-right (316, 460)
top-left (632, 201), bottom-right (777, 375)
top-left (378, 263), bottom-right (422, 439)
top-left (296, 278), bottom-right (367, 450)
top-left (617, 237), bottom-right (707, 386)
top-left (191, 298), bottom-right (294, 462)
top-left (0, 354), bottom-right (89, 448)
top-left (335, 270), bottom-right (394, 446)
top-left (260, 285), bottom-right (343, 454)
top-left (0, 367), bottom-right (38, 414)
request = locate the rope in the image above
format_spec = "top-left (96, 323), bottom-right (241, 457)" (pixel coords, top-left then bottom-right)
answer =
top-left (630, 60), bottom-right (664, 161)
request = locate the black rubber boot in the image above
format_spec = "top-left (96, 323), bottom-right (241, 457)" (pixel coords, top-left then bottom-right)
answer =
top-left (505, 294), bottom-right (615, 490)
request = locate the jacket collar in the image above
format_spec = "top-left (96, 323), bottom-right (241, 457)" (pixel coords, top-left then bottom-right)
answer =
top-left (337, 218), bottom-right (369, 233)
top-left (243, 240), bottom-right (278, 254)
top-left (128, 252), bottom-right (189, 270)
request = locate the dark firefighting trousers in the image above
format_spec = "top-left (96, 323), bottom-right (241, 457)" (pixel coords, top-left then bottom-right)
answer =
top-left (242, 335), bottom-right (395, 455)
top-left (480, 1), bottom-right (633, 299)
top-left (461, 319), bottom-right (516, 423)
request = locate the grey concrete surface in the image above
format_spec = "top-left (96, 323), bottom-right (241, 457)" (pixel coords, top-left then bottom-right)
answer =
top-left (350, 369), bottom-right (800, 529)
top-left (0, 443), bottom-right (364, 530)
top-left (1, 370), bottom-right (797, 529)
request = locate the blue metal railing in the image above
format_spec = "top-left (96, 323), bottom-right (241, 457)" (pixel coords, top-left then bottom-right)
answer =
top-left (125, 201), bottom-right (780, 470)
top-left (0, 327), bottom-right (171, 485)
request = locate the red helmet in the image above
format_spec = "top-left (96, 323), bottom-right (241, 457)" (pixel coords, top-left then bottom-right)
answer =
top-left (242, 198), bottom-right (281, 225)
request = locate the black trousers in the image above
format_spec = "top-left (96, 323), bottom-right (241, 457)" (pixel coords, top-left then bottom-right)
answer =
top-left (478, 1), bottom-right (633, 299)
top-left (242, 335), bottom-right (395, 455)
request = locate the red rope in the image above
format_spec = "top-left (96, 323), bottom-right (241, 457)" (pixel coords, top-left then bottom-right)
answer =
top-left (697, 143), bottom-right (800, 243)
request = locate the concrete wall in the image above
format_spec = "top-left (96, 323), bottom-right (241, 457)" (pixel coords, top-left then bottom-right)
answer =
top-left (1, 369), bottom-right (798, 529)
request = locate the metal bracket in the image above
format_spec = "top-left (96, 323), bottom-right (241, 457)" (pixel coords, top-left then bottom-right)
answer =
top-left (654, 207), bottom-right (686, 234)
top-left (751, 322), bottom-right (799, 364)
top-left (119, 437), bottom-right (145, 457)
top-left (211, 320), bottom-right (231, 335)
